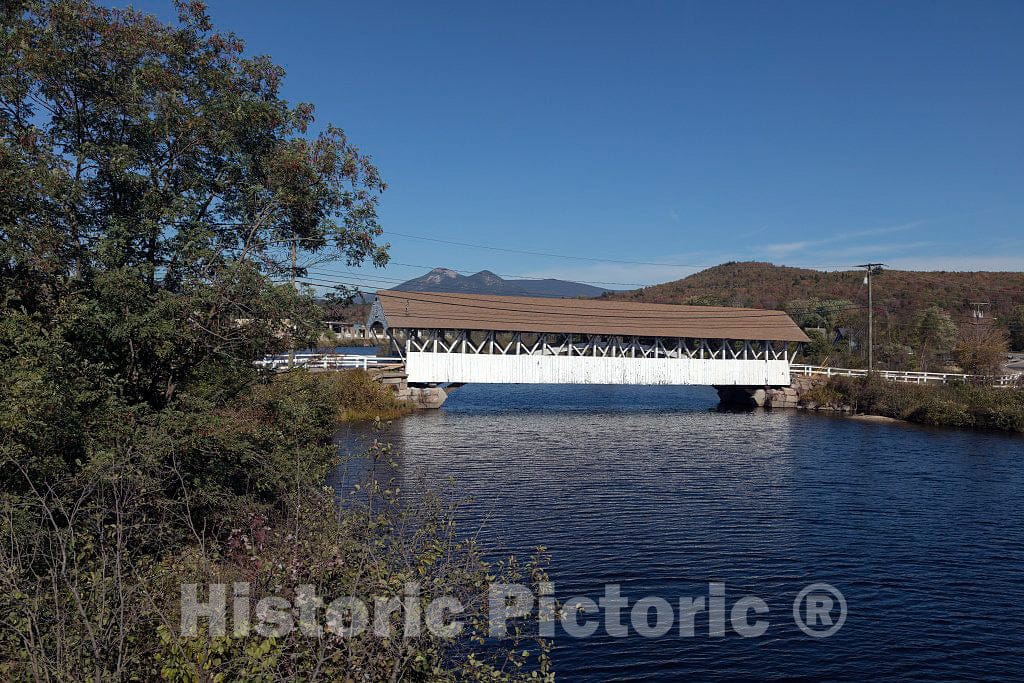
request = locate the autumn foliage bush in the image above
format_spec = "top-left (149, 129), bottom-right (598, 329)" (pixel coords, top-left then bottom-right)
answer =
top-left (309, 369), bottom-right (413, 422)
top-left (819, 376), bottom-right (1024, 432)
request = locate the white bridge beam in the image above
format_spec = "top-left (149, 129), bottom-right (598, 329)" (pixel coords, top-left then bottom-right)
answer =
top-left (405, 351), bottom-right (791, 386)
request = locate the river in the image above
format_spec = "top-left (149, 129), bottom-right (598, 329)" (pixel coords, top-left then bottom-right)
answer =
top-left (333, 383), bottom-right (1024, 680)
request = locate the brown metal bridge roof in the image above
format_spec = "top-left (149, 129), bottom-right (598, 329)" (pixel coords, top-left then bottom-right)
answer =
top-left (372, 290), bottom-right (811, 343)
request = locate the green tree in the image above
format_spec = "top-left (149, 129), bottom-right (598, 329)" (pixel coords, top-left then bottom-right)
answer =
top-left (785, 298), bottom-right (853, 336)
top-left (2, 0), bottom-right (388, 408)
top-left (912, 306), bottom-right (957, 372)
top-left (800, 328), bottom-right (836, 365)
top-left (1005, 305), bottom-right (1024, 352)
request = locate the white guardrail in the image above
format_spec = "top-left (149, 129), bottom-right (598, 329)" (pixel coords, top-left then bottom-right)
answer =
top-left (256, 354), bottom-right (404, 371)
top-left (790, 364), bottom-right (1022, 387)
top-left (256, 354), bottom-right (1022, 386)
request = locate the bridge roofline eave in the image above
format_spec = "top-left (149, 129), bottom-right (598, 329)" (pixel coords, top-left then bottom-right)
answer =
top-left (381, 326), bottom-right (804, 345)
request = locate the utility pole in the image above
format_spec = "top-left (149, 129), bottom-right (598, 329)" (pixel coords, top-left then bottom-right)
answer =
top-left (969, 302), bottom-right (991, 322)
top-left (856, 263), bottom-right (884, 371)
top-left (288, 238), bottom-right (297, 369)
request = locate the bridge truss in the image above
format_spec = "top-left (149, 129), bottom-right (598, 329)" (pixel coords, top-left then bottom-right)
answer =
top-left (369, 291), bottom-right (809, 387)
top-left (385, 329), bottom-right (801, 387)
top-left (393, 329), bottom-right (800, 363)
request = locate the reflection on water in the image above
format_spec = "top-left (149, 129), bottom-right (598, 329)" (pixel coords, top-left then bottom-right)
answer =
top-left (332, 384), bottom-right (1024, 680)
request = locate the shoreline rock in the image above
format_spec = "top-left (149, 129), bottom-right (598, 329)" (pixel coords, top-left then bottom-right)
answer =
top-left (845, 413), bottom-right (904, 424)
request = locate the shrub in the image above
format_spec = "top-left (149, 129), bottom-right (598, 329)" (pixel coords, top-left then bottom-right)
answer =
top-left (799, 383), bottom-right (844, 408)
top-left (812, 376), bottom-right (1024, 432)
top-left (152, 448), bottom-right (554, 681)
top-left (911, 397), bottom-right (975, 429)
top-left (301, 369), bottom-right (413, 422)
top-left (1, 384), bottom-right (549, 681)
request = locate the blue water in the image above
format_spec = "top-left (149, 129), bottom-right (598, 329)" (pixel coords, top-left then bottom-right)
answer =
top-left (335, 384), bottom-right (1024, 680)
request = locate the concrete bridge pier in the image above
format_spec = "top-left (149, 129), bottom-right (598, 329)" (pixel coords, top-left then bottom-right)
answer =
top-left (370, 365), bottom-right (463, 409)
top-left (715, 380), bottom-right (807, 409)
top-left (715, 386), bottom-right (769, 408)
top-left (403, 384), bottom-right (449, 409)
top-left (404, 383), bottom-right (465, 409)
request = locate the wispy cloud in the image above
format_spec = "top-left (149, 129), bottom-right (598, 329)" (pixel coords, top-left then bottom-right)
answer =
top-left (790, 241), bottom-right (937, 266)
top-left (761, 220), bottom-right (925, 258)
top-left (764, 240), bottom-right (815, 256)
top-left (520, 256), bottom-right (710, 289)
top-left (883, 254), bottom-right (1024, 272)
top-left (735, 224), bottom-right (772, 240)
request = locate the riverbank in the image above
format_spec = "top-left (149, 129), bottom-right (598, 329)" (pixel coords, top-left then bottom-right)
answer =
top-left (798, 375), bottom-right (1024, 433)
top-left (310, 368), bottom-right (416, 421)
top-left (845, 413), bottom-right (905, 425)
top-left (331, 367), bottom-right (1024, 435)
top-left (3, 357), bottom-right (550, 679)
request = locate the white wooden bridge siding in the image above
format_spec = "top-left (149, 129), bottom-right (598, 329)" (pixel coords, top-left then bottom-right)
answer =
top-left (405, 351), bottom-right (791, 386)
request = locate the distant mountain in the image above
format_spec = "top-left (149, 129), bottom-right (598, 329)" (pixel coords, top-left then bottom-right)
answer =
top-left (510, 277), bottom-right (614, 298)
top-left (390, 268), bottom-right (613, 298)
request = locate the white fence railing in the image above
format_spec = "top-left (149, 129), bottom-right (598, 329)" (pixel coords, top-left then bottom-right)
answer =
top-left (257, 354), bottom-right (404, 371)
top-left (790, 364), bottom-right (1022, 387)
top-left (257, 355), bottom-right (1023, 386)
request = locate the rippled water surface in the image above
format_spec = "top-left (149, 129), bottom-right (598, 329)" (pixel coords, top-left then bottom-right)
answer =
top-left (333, 384), bottom-right (1024, 680)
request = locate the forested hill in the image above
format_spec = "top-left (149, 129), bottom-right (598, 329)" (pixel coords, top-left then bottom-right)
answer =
top-left (610, 262), bottom-right (1024, 320)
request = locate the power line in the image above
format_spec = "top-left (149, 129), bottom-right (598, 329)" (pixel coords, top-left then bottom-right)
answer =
top-left (314, 262), bottom-right (646, 288)
top-left (318, 282), bottom-right (850, 320)
top-left (291, 277), bottom-right (821, 323)
top-left (382, 230), bottom-right (713, 268)
top-left (205, 225), bottom-right (1024, 280)
top-left (306, 263), bottom-right (1024, 305)
top-left (299, 272), bottom-right (1024, 325)
top-left (305, 269), bottom-right (425, 285)
top-left (298, 271), bottom-right (865, 309)
top-left (305, 266), bottom-right (627, 289)
top-left (383, 231), bottom-right (883, 271)
top-left (307, 265), bottom-right (646, 289)
top-left (294, 273), bottom-right (869, 318)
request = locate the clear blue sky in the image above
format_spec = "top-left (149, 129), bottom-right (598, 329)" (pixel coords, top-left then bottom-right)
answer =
top-left (117, 0), bottom-right (1023, 287)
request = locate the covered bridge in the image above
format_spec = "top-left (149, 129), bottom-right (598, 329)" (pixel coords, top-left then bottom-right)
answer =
top-left (368, 290), bottom-right (809, 387)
